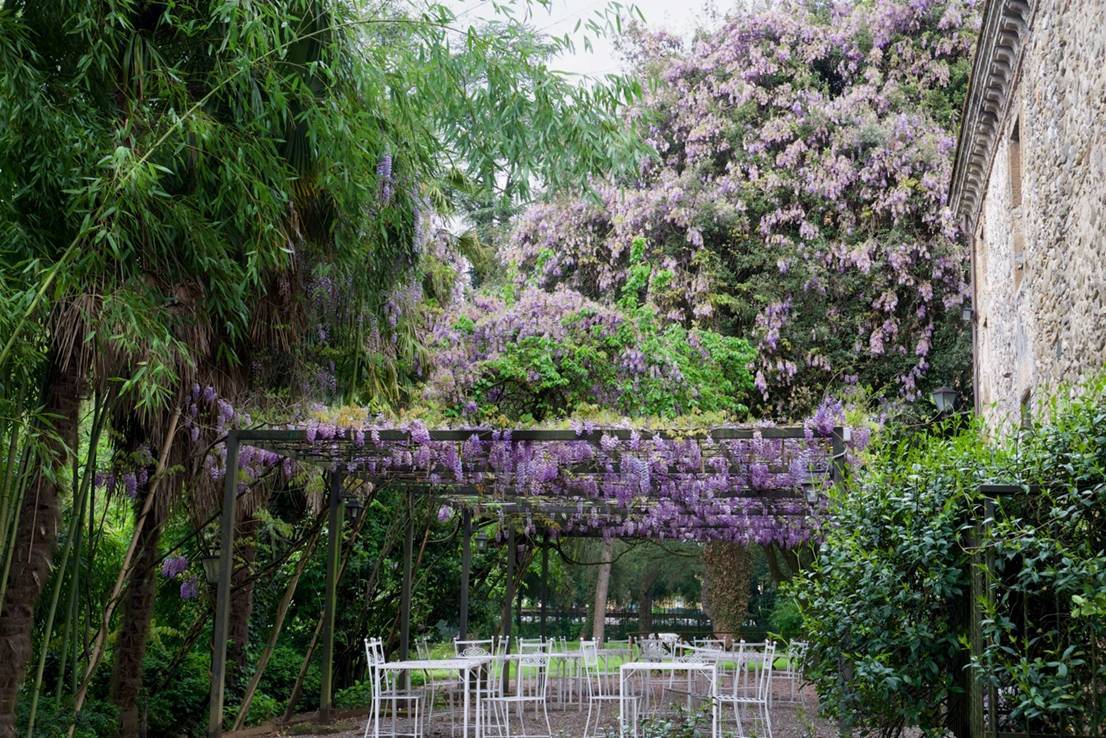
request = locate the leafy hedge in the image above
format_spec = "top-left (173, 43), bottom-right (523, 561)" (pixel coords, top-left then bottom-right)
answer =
top-left (794, 376), bottom-right (1106, 736)
top-left (979, 380), bottom-right (1106, 733)
top-left (793, 421), bottom-right (985, 737)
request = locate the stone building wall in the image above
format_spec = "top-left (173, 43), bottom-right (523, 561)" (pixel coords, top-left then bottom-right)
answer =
top-left (969, 0), bottom-right (1106, 429)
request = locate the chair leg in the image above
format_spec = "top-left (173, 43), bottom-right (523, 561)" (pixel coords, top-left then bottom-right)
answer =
top-left (542, 700), bottom-right (553, 738)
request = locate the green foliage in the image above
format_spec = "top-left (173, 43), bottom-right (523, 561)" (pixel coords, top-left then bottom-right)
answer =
top-left (16, 697), bottom-right (116, 738)
top-left (795, 376), bottom-right (1106, 735)
top-left (766, 594), bottom-right (803, 642)
top-left (0, 0), bottom-right (645, 410)
top-left (141, 645), bottom-right (211, 737)
top-left (975, 379), bottom-right (1106, 733)
top-left (791, 423), bottom-right (989, 736)
top-left (334, 680), bottom-right (372, 709)
top-left (436, 237), bottom-right (757, 423)
top-left (227, 692), bottom-right (281, 728)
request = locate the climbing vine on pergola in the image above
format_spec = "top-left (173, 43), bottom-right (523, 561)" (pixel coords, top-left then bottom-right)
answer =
top-left (203, 421), bottom-right (854, 736)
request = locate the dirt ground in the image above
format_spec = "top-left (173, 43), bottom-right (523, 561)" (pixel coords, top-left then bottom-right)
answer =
top-left (258, 684), bottom-right (837, 738)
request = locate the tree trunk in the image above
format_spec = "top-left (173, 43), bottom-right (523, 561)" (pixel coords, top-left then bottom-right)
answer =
top-left (0, 358), bottom-right (82, 738)
top-left (702, 542), bottom-right (752, 646)
top-left (110, 478), bottom-right (167, 738)
top-left (591, 539), bottom-right (613, 642)
top-left (638, 589), bottom-right (654, 636)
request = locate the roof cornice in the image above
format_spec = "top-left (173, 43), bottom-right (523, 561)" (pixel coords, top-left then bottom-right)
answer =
top-left (949, 0), bottom-right (1037, 229)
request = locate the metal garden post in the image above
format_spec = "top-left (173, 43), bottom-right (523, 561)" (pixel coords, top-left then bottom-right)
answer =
top-left (460, 509), bottom-right (472, 640)
top-left (502, 527), bottom-right (517, 691)
top-left (208, 431), bottom-right (239, 738)
top-left (540, 540), bottom-right (548, 640)
top-left (319, 469), bottom-right (344, 723)
top-left (399, 489), bottom-right (415, 690)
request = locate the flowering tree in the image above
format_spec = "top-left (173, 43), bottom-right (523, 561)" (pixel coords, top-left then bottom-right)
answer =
top-left (505, 0), bottom-right (979, 416)
top-left (423, 238), bottom-right (757, 422)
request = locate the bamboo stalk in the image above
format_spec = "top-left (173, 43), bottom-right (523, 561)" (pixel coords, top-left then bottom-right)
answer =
top-left (66, 409), bottom-right (180, 737)
top-left (231, 517), bottom-right (324, 731)
top-left (0, 422), bottom-right (20, 556)
top-left (55, 397), bottom-right (102, 701)
top-left (0, 442), bottom-right (34, 620)
top-left (25, 393), bottom-right (106, 735)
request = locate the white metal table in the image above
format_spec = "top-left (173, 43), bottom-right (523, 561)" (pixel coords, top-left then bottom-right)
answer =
top-left (618, 661), bottom-right (719, 738)
top-left (372, 656), bottom-right (492, 738)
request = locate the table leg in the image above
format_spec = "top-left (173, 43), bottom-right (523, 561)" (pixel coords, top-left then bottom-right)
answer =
top-left (712, 668), bottom-right (719, 738)
top-left (618, 668), bottom-right (625, 738)
top-left (462, 667), bottom-right (471, 738)
top-left (372, 667), bottom-right (381, 738)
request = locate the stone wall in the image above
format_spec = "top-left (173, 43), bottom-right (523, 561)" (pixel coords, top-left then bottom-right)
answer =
top-left (972, 0), bottom-right (1106, 429)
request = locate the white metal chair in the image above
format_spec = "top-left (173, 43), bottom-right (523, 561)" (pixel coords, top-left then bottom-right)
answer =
top-left (580, 639), bottom-right (638, 736)
top-left (364, 637), bottom-right (424, 738)
top-left (554, 636), bottom-right (586, 709)
top-left (693, 638), bottom-right (727, 651)
top-left (636, 637), bottom-right (672, 662)
top-left (483, 653), bottom-right (553, 738)
top-left (717, 640), bottom-right (776, 738)
top-left (454, 637), bottom-right (508, 705)
top-left (415, 638), bottom-right (458, 732)
top-left (775, 640), bottom-right (808, 704)
top-left (517, 637), bottom-right (551, 654)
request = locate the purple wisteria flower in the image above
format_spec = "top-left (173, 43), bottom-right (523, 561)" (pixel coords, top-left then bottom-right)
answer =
top-left (808, 397), bottom-right (845, 437)
top-left (179, 577), bottom-right (200, 600)
top-left (161, 555), bottom-right (190, 579)
top-left (377, 153), bottom-right (393, 204)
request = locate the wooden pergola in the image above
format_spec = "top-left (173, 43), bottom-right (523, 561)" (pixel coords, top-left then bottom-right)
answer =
top-left (205, 425), bottom-right (847, 737)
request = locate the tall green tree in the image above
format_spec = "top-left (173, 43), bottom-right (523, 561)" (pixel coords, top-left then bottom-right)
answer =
top-left (0, 1), bottom-right (643, 734)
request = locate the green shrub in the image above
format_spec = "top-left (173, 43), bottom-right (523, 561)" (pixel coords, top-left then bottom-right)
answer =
top-left (335, 680), bottom-right (372, 709)
top-left (242, 692), bottom-right (281, 726)
top-left (795, 376), bottom-right (1106, 736)
top-left (142, 637), bottom-right (210, 737)
top-left (791, 422), bottom-right (988, 736)
top-left (262, 644), bottom-right (321, 713)
top-left (17, 696), bottom-right (117, 738)
top-left (766, 594), bottom-right (803, 642)
top-left (976, 380), bottom-right (1106, 733)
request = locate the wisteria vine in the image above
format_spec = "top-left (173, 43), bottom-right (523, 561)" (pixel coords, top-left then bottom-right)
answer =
top-left (229, 408), bottom-right (870, 547)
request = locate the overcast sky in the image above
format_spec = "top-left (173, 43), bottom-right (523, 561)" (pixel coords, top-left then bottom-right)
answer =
top-left (448, 0), bottom-right (723, 77)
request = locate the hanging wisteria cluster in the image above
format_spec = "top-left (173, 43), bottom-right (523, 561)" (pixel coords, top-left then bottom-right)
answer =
top-left (504, 0), bottom-right (979, 414)
top-left (237, 414), bottom-right (870, 546)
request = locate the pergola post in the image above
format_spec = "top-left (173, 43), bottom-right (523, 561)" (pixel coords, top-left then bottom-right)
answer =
top-left (319, 469), bottom-right (344, 724)
top-left (502, 527), bottom-right (517, 689)
top-left (208, 432), bottom-right (239, 738)
top-left (540, 539), bottom-right (548, 640)
top-left (400, 489), bottom-right (414, 665)
top-left (460, 509), bottom-right (472, 640)
top-left (830, 427), bottom-right (853, 738)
